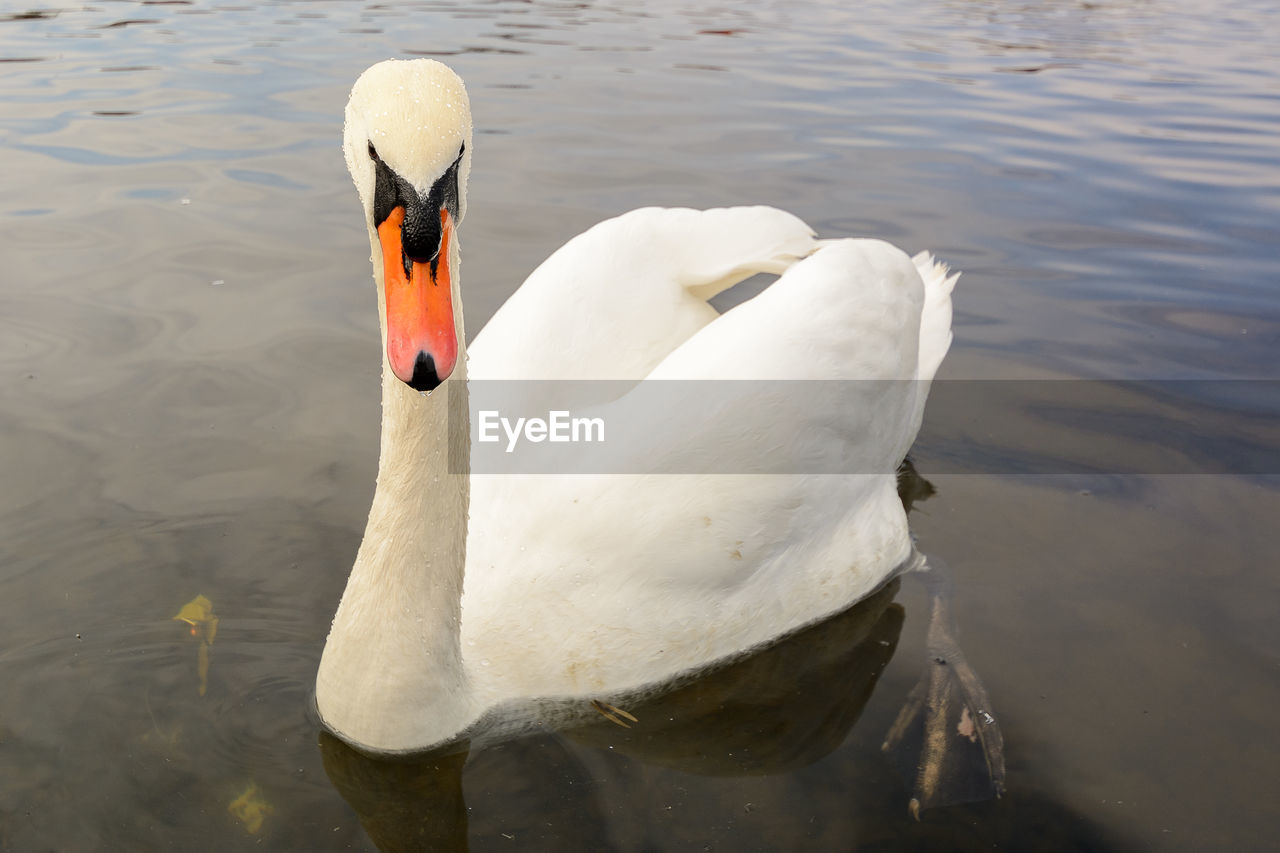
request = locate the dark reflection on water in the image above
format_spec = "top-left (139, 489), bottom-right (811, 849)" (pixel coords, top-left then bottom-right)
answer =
top-left (1, 0), bottom-right (1279, 850)
top-left (321, 578), bottom-right (1118, 851)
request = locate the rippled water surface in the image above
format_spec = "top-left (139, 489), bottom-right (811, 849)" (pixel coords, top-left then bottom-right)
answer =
top-left (2, 1), bottom-right (1279, 850)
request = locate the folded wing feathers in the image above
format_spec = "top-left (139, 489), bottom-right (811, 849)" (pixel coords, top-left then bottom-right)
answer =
top-left (670, 206), bottom-right (819, 302)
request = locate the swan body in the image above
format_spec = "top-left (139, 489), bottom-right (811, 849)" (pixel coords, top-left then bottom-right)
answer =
top-left (316, 59), bottom-right (958, 753)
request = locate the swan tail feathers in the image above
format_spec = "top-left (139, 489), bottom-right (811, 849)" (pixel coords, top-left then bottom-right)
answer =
top-left (911, 251), bottom-right (958, 384)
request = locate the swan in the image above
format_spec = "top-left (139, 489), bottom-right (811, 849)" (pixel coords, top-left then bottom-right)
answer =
top-left (315, 59), bottom-right (960, 756)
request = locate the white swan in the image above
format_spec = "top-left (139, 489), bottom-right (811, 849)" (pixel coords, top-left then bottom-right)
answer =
top-left (316, 59), bottom-right (958, 754)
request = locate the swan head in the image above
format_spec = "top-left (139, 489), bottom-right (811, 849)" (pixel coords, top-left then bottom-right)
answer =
top-left (343, 59), bottom-right (474, 391)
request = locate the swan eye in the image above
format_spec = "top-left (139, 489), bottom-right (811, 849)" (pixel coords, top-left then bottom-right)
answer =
top-left (367, 142), bottom-right (380, 162)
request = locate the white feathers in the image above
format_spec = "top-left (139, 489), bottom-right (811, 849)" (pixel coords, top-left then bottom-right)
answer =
top-left (468, 206), bottom-right (819, 384)
top-left (912, 251), bottom-right (958, 384)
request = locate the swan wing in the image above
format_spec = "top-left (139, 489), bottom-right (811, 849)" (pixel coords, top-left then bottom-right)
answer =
top-left (468, 206), bottom-right (817, 389)
top-left (642, 238), bottom-right (956, 468)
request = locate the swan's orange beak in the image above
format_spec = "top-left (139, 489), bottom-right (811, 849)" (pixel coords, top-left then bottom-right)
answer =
top-left (378, 207), bottom-right (457, 392)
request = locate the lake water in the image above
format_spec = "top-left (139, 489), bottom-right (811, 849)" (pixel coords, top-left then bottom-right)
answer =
top-left (2, 0), bottom-right (1278, 850)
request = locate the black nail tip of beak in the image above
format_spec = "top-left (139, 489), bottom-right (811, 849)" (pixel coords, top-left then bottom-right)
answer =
top-left (406, 352), bottom-right (442, 392)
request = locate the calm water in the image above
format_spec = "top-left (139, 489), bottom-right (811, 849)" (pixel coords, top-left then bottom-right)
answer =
top-left (2, 0), bottom-right (1279, 850)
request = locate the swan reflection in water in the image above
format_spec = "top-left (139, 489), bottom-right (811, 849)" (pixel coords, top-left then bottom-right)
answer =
top-left (319, 462), bottom-right (1005, 851)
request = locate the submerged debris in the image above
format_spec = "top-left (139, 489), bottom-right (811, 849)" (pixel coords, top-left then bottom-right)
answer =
top-left (172, 594), bottom-right (218, 696)
top-left (228, 781), bottom-right (273, 834)
top-left (591, 699), bottom-right (639, 729)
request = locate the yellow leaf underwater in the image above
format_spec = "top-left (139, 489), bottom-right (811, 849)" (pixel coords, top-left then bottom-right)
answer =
top-left (228, 781), bottom-right (273, 835)
top-left (173, 594), bottom-right (218, 695)
top-left (173, 594), bottom-right (218, 643)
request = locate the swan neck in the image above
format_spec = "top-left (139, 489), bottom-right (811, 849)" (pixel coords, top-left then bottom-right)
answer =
top-left (369, 359), bottom-right (471, 666)
top-left (316, 231), bottom-right (474, 751)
